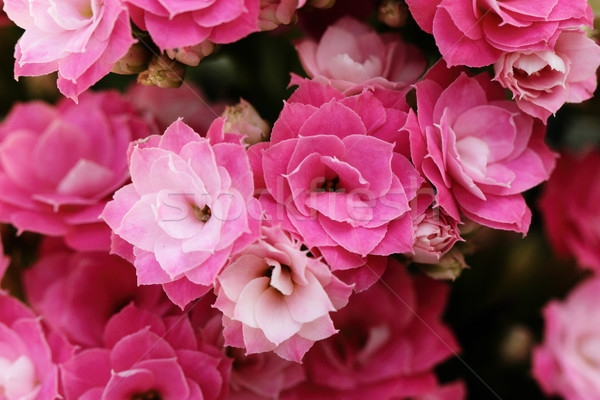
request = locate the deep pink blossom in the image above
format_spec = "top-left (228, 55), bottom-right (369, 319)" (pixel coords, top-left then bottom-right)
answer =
top-left (533, 277), bottom-right (600, 400)
top-left (0, 91), bottom-right (152, 251)
top-left (295, 17), bottom-right (426, 94)
top-left (23, 238), bottom-right (174, 348)
top-left (255, 78), bottom-right (422, 289)
top-left (3, 0), bottom-right (135, 100)
top-left (494, 30), bottom-right (600, 122)
top-left (539, 150), bottom-right (600, 273)
top-left (60, 304), bottom-right (231, 400)
top-left (125, 0), bottom-right (260, 50)
top-left (102, 119), bottom-right (261, 309)
top-left (406, 0), bottom-right (593, 67)
top-left (404, 72), bottom-right (556, 234)
top-left (214, 225), bottom-right (353, 362)
top-left (0, 292), bottom-right (72, 399)
top-left (281, 261), bottom-right (459, 400)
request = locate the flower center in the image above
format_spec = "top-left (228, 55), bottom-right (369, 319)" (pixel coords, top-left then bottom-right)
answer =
top-left (316, 176), bottom-right (342, 192)
top-left (192, 204), bottom-right (211, 223)
top-left (131, 389), bottom-right (162, 400)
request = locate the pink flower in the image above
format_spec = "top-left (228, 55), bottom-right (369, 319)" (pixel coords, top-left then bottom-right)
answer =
top-left (412, 206), bottom-right (462, 265)
top-left (102, 119), bottom-right (261, 309)
top-left (281, 261), bottom-right (460, 400)
top-left (494, 30), bottom-right (600, 122)
top-left (125, 0), bottom-right (260, 50)
top-left (539, 150), bottom-right (600, 273)
top-left (3, 0), bottom-right (135, 100)
top-left (23, 238), bottom-right (174, 348)
top-left (295, 16), bottom-right (426, 94)
top-left (405, 72), bottom-right (557, 234)
top-left (255, 78), bottom-right (422, 289)
top-left (0, 91), bottom-right (152, 251)
top-left (214, 225), bottom-right (353, 362)
top-left (406, 0), bottom-right (593, 67)
top-left (532, 277), bottom-right (600, 400)
top-left (60, 304), bottom-right (231, 400)
top-left (127, 82), bottom-right (227, 136)
top-left (0, 292), bottom-right (72, 400)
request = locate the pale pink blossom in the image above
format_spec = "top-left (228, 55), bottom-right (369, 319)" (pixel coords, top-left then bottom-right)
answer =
top-left (102, 119), bottom-right (261, 309)
top-left (494, 30), bottom-right (600, 122)
top-left (255, 78), bottom-right (422, 290)
top-left (405, 72), bottom-right (557, 234)
top-left (60, 304), bottom-right (231, 400)
top-left (0, 292), bottom-right (72, 400)
top-left (125, 0), bottom-right (260, 50)
top-left (281, 261), bottom-right (459, 399)
top-left (214, 225), bottom-right (353, 362)
top-left (0, 91), bottom-right (152, 251)
top-left (23, 238), bottom-right (174, 348)
top-left (3, 0), bottom-right (136, 100)
top-left (295, 16), bottom-right (426, 94)
top-left (406, 0), bottom-right (593, 67)
top-left (533, 277), bottom-right (600, 400)
top-left (539, 150), bottom-right (600, 273)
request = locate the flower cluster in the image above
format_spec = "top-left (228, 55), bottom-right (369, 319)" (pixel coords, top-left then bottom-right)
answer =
top-left (0, 0), bottom-right (599, 399)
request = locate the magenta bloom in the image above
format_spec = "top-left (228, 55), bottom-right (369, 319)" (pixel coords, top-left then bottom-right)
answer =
top-left (295, 16), bottom-right (426, 94)
top-left (256, 79), bottom-right (422, 288)
top-left (23, 239), bottom-right (174, 348)
top-left (494, 30), bottom-right (600, 122)
top-left (3, 0), bottom-right (135, 100)
top-left (533, 277), bottom-right (600, 399)
top-left (281, 261), bottom-right (459, 400)
top-left (0, 292), bottom-right (71, 400)
top-left (412, 205), bottom-right (462, 265)
top-left (102, 119), bottom-right (261, 308)
top-left (406, 0), bottom-right (593, 67)
top-left (61, 304), bottom-right (231, 400)
top-left (214, 225), bottom-right (353, 362)
top-left (126, 0), bottom-right (260, 50)
top-left (539, 151), bottom-right (600, 273)
top-left (405, 72), bottom-right (556, 233)
top-left (0, 91), bottom-right (151, 251)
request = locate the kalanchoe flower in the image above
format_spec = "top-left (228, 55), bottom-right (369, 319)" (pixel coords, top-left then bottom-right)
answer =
top-left (281, 261), bottom-right (460, 399)
top-left (102, 119), bottom-right (261, 308)
top-left (404, 71), bottom-right (557, 234)
top-left (254, 78), bottom-right (422, 290)
top-left (214, 224), bottom-right (353, 362)
top-left (0, 91), bottom-right (152, 251)
top-left (23, 238), bottom-right (175, 348)
top-left (0, 292), bottom-right (73, 400)
top-left (533, 277), bottom-right (600, 400)
top-left (222, 99), bottom-right (271, 146)
top-left (60, 304), bottom-right (231, 400)
top-left (125, 0), bottom-right (261, 50)
top-left (539, 150), bottom-right (600, 273)
top-left (295, 17), bottom-right (426, 94)
top-left (3, 0), bottom-right (136, 100)
top-left (494, 30), bottom-right (600, 123)
top-left (406, 0), bottom-right (593, 67)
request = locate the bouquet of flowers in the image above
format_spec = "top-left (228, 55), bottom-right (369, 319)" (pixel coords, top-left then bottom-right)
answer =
top-left (0, 0), bottom-right (599, 398)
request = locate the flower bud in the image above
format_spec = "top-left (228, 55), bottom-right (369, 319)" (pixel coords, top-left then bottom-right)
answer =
top-left (222, 99), bottom-right (270, 145)
top-left (309, 0), bottom-right (335, 9)
top-left (418, 248), bottom-right (468, 281)
top-left (412, 207), bottom-right (462, 265)
top-left (137, 55), bottom-right (186, 88)
top-left (111, 43), bottom-right (151, 75)
top-left (378, 0), bottom-right (408, 28)
top-left (165, 40), bottom-right (216, 67)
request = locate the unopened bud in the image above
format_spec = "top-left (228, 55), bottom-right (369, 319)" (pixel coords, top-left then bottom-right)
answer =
top-left (138, 55), bottom-right (186, 88)
top-left (222, 99), bottom-right (270, 146)
top-left (259, 0), bottom-right (300, 31)
top-left (378, 0), bottom-right (408, 28)
top-left (309, 0), bottom-right (335, 9)
top-left (111, 43), bottom-right (151, 75)
top-left (418, 248), bottom-right (468, 281)
top-left (165, 40), bottom-right (216, 67)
